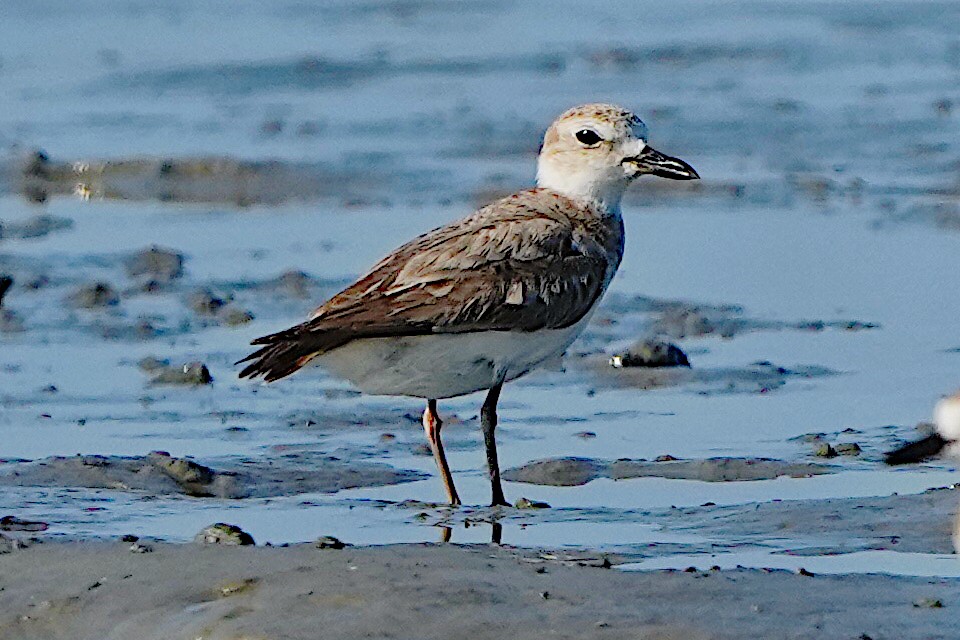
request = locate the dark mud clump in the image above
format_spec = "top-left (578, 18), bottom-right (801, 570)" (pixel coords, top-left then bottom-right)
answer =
top-left (609, 338), bottom-right (690, 368)
top-left (267, 270), bottom-right (317, 298)
top-left (149, 451), bottom-right (216, 496)
top-left (195, 523), bottom-right (255, 546)
top-left (0, 214), bottom-right (74, 240)
top-left (502, 458), bottom-right (604, 486)
top-left (598, 295), bottom-right (880, 342)
top-left (9, 152), bottom-right (444, 207)
top-left (0, 515), bottom-right (49, 532)
top-left (124, 245), bottom-right (185, 285)
top-left (0, 276), bottom-right (25, 333)
top-left (186, 288), bottom-right (253, 326)
top-left (0, 451), bottom-right (426, 498)
top-left (0, 276), bottom-right (12, 307)
top-left (503, 457), bottom-right (834, 486)
top-left (69, 282), bottom-right (120, 309)
top-left (589, 358), bottom-right (835, 395)
top-left (147, 361), bottom-right (213, 386)
top-left (188, 288), bottom-right (228, 316)
top-left (642, 298), bottom-right (879, 340)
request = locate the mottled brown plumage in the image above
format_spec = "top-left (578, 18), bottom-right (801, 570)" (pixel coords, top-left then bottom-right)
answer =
top-left (238, 188), bottom-right (622, 382)
top-left (238, 103), bottom-right (697, 505)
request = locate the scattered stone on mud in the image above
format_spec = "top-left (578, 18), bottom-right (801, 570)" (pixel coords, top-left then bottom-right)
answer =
top-left (69, 282), bottom-right (120, 308)
top-left (0, 532), bottom-right (20, 553)
top-left (218, 577), bottom-right (259, 597)
top-left (263, 269), bottom-right (317, 298)
top-left (835, 443), bottom-right (863, 456)
top-left (0, 214), bottom-right (73, 240)
top-left (586, 355), bottom-right (835, 395)
top-left (222, 308), bottom-right (254, 326)
top-left (10, 152), bottom-right (434, 206)
top-left (913, 597), bottom-right (944, 609)
top-left (502, 457), bottom-right (605, 486)
top-left (97, 317), bottom-right (166, 341)
top-left (124, 245), bottom-right (185, 284)
top-left (514, 497), bottom-right (551, 510)
top-left (195, 523), bottom-right (255, 546)
top-left (0, 515), bottom-right (49, 532)
top-left (188, 288), bottom-right (227, 316)
top-left (147, 451), bottom-right (218, 497)
top-left (314, 535), bottom-right (348, 550)
top-left (0, 452), bottom-right (426, 498)
top-left (0, 275), bottom-right (12, 307)
top-left (813, 443), bottom-right (838, 458)
top-left (137, 356), bottom-right (171, 372)
top-left (791, 433), bottom-right (827, 443)
top-left (609, 339), bottom-right (690, 368)
top-left (602, 295), bottom-right (880, 341)
top-left (0, 308), bottom-right (26, 333)
top-left (0, 276), bottom-right (24, 332)
top-left (148, 361), bottom-right (213, 386)
top-left (504, 457), bottom-right (834, 486)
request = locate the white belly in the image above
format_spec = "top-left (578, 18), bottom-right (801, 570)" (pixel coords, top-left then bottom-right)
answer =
top-left (316, 314), bottom-right (592, 399)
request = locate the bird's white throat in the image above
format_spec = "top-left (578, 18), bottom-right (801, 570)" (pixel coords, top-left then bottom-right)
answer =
top-left (535, 160), bottom-right (628, 216)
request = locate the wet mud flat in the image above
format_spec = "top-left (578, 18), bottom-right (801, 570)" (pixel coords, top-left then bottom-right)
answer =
top-left (1, 541), bottom-right (959, 640)
top-left (1, 1), bottom-right (960, 634)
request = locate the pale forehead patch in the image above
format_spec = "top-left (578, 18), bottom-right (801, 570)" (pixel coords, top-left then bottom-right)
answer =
top-left (555, 103), bottom-right (647, 139)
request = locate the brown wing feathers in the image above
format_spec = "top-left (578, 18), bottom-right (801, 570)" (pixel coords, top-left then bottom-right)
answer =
top-left (236, 190), bottom-right (615, 383)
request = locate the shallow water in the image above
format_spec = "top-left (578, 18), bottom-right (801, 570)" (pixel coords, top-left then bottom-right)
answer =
top-left (2, 0), bottom-right (960, 575)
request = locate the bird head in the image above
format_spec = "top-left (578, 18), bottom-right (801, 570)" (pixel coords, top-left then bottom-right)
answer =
top-left (536, 103), bottom-right (698, 212)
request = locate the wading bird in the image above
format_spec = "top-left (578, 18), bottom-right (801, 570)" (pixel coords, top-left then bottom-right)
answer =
top-left (239, 104), bottom-right (698, 506)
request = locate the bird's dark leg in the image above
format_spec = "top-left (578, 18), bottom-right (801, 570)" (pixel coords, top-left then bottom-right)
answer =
top-left (481, 382), bottom-right (510, 507)
top-left (423, 399), bottom-right (460, 506)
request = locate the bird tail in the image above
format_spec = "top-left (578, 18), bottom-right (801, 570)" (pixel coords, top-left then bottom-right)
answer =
top-left (884, 433), bottom-right (948, 465)
top-left (236, 324), bottom-right (349, 383)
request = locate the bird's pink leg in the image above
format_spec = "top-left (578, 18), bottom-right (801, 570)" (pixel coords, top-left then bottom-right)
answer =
top-left (423, 399), bottom-right (461, 506)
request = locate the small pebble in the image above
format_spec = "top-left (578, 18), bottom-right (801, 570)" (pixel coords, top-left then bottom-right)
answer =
top-left (515, 497), bottom-right (551, 510)
top-left (69, 282), bottom-right (119, 309)
top-left (315, 535), bottom-right (348, 550)
top-left (195, 523), bottom-right (255, 546)
top-left (0, 276), bottom-right (12, 307)
top-left (219, 578), bottom-right (258, 597)
top-left (913, 597), bottom-right (943, 608)
top-left (125, 246), bottom-right (185, 283)
top-left (813, 443), bottom-right (837, 458)
top-left (609, 339), bottom-right (690, 368)
top-left (150, 362), bottom-right (213, 386)
top-left (223, 308), bottom-right (255, 326)
top-left (835, 442), bottom-right (862, 456)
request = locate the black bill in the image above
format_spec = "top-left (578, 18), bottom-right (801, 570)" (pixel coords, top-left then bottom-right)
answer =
top-left (624, 146), bottom-right (699, 180)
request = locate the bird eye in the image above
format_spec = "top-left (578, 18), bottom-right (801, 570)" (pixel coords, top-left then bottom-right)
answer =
top-left (575, 129), bottom-right (603, 146)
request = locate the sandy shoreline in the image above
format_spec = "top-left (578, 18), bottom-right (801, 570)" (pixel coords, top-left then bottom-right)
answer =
top-left (1, 541), bottom-right (958, 640)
